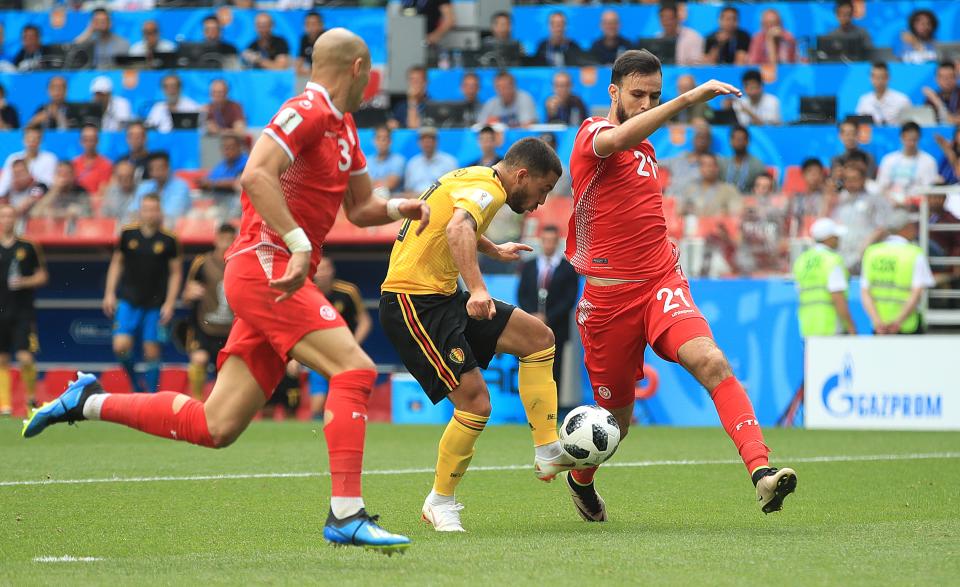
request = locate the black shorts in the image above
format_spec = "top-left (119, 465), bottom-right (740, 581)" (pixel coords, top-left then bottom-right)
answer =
top-left (380, 291), bottom-right (515, 404)
top-left (187, 326), bottom-right (229, 359)
top-left (0, 314), bottom-right (39, 355)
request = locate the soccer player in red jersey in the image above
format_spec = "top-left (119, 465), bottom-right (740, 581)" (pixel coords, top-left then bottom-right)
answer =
top-left (564, 50), bottom-right (797, 520)
top-left (22, 29), bottom-right (429, 554)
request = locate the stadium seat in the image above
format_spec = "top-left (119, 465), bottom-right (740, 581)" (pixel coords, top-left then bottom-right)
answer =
top-left (175, 217), bottom-right (217, 244)
top-left (25, 218), bottom-right (67, 240)
top-left (159, 368), bottom-right (189, 395)
top-left (176, 170), bottom-right (208, 190)
top-left (526, 197), bottom-right (573, 237)
top-left (74, 218), bottom-right (118, 239)
top-left (657, 166), bottom-right (671, 192)
top-left (100, 368), bottom-right (133, 394)
top-left (782, 165), bottom-right (806, 196)
top-left (697, 215), bottom-right (741, 241)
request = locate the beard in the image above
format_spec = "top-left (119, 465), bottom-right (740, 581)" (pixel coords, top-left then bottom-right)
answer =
top-left (615, 100), bottom-right (632, 124)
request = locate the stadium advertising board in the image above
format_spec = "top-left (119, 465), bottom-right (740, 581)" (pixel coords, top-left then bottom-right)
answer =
top-left (805, 337), bottom-right (960, 430)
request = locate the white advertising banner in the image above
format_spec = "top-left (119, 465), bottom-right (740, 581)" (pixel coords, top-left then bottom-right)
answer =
top-left (805, 336), bottom-right (960, 430)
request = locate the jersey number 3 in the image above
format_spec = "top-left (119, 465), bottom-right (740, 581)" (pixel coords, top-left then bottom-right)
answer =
top-left (337, 138), bottom-right (352, 172)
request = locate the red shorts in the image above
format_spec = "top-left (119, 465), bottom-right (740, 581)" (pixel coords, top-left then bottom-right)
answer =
top-left (217, 249), bottom-right (347, 396)
top-left (576, 265), bottom-right (712, 410)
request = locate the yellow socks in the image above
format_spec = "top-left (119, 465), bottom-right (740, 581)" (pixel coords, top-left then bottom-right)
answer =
top-left (188, 362), bottom-right (206, 400)
top-left (20, 362), bottom-right (37, 406)
top-left (433, 409), bottom-right (488, 496)
top-left (519, 346), bottom-right (560, 446)
top-left (0, 368), bottom-right (10, 413)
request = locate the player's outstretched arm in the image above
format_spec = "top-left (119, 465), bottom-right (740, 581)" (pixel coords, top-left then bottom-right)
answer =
top-left (343, 172), bottom-right (430, 235)
top-left (448, 210), bottom-right (495, 320)
top-left (594, 80), bottom-right (741, 157)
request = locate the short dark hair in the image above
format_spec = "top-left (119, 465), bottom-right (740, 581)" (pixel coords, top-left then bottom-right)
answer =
top-left (142, 193), bottom-right (161, 204)
top-left (938, 60), bottom-right (956, 72)
top-left (611, 49), bottom-right (661, 87)
top-left (491, 11), bottom-right (510, 23)
top-left (742, 70), bottom-right (762, 85)
top-left (92, 7), bottom-right (108, 16)
top-left (24, 124), bottom-right (42, 135)
top-left (503, 137), bottom-right (563, 179)
top-left (549, 10), bottom-right (565, 21)
top-left (478, 126), bottom-right (496, 137)
top-left (202, 15), bottom-right (219, 24)
top-left (908, 9), bottom-right (937, 37)
top-left (127, 121), bottom-right (146, 133)
top-left (846, 149), bottom-right (869, 165)
top-left (801, 158), bottom-right (823, 172)
top-left (659, 4), bottom-right (677, 17)
top-left (871, 61), bottom-right (889, 73)
top-left (839, 119), bottom-right (857, 131)
top-left (305, 11), bottom-right (323, 22)
top-left (730, 125), bottom-right (749, 139)
top-left (81, 123), bottom-right (99, 133)
top-left (541, 225), bottom-right (560, 235)
top-left (217, 223), bottom-right (237, 236)
top-left (901, 121), bottom-right (921, 136)
top-left (495, 69), bottom-right (514, 82)
top-left (462, 71), bottom-right (479, 83)
top-left (148, 151), bottom-right (170, 165)
top-left (407, 65), bottom-right (426, 77)
top-left (720, 6), bottom-right (739, 17)
top-left (22, 24), bottom-right (40, 36)
top-left (835, 0), bottom-right (853, 12)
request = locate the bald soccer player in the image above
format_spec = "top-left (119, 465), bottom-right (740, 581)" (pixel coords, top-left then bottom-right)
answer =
top-left (23, 29), bottom-right (431, 554)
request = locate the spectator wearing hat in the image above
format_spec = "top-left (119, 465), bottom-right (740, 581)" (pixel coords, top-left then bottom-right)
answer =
top-left (793, 218), bottom-right (857, 337)
top-left (861, 209), bottom-right (935, 334)
top-left (90, 76), bottom-right (132, 132)
top-left (403, 127), bottom-right (458, 194)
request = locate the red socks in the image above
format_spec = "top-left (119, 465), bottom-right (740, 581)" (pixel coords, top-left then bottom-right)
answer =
top-left (571, 466), bottom-right (598, 486)
top-left (710, 376), bottom-right (769, 473)
top-left (100, 392), bottom-right (216, 447)
top-left (323, 369), bottom-right (375, 498)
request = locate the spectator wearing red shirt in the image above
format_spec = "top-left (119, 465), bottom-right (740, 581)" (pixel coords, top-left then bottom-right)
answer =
top-left (72, 124), bottom-right (113, 197)
top-left (747, 9), bottom-right (798, 65)
top-left (204, 79), bottom-right (246, 136)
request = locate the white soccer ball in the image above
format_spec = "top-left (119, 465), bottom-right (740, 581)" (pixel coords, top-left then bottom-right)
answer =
top-left (559, 405), bottom-right (621, 468)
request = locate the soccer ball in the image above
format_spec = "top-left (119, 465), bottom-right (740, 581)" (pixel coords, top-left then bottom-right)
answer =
top-left (559, 405), bottom-right (621, 468)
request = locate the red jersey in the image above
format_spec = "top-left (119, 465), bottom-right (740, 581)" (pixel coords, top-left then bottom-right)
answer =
top-left (566, 116), bottom-right (677, 280)
top-left (227, 82), bottom-right (367, 275)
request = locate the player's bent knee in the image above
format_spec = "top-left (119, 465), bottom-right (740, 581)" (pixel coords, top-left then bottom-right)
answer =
top-left (534, 324), bottom-right (555, 353)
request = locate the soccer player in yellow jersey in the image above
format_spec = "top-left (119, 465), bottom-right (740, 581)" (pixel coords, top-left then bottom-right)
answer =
top-left (380, 138), bottom-right (574, 532)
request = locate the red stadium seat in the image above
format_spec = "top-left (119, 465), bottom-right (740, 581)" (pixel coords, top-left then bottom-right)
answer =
top-left (100, 368), bottom-right (133, 394)
top-left (765, 166), bottom-right (779, 186)
top-left (175, 169), bottom-right (207, 190)
top-left (782, 165), bottom-right (806, 195)
top-left (24, 218), bottom-right (67, 240)
top-left (74, 217), bottom-right (117, 239)
top-left (175, 217), bottom-right (217, 244)
top-left (697, 215), bottom-right (740, 241)
top-left (657, 165), bottom-right (671, 192)
top-left (159, 367), bottom-right (189, 394)
top-left (526, 197), bottom-right (573, 237)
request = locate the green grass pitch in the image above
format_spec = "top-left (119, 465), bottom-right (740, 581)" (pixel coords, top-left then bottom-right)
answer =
top-left (1, 419), bottom-right (957, 586)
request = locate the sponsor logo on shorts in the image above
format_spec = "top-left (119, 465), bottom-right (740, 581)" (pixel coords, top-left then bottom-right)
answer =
top-left (592, 258), bottom-right (608, 264)
top-left (449, 347), bottom-right (465, 364)
top-left (597, 386), bottom-right (612, 400)
top-left (319, 306), bottom-right (337, 321)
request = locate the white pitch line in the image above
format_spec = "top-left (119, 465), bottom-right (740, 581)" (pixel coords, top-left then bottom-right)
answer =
top-left (33, 556), bottom-right (102, 563)
top-left (2, 452), bottom-right (958, 488)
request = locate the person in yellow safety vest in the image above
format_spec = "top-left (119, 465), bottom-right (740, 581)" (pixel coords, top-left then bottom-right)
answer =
top-left (861, 209), bottom-right (935, 335)
top-left (793, 218), bottom-right (857, 336)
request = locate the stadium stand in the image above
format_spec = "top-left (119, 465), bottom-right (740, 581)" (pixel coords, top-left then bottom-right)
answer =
top-left (1, 0), bottom-right (959, 419)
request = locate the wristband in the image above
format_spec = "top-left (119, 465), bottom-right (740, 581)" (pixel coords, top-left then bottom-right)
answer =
top-left (282, 227), bottom-right (312, 253)
top-left (386, 198), bottom-right (404, 221)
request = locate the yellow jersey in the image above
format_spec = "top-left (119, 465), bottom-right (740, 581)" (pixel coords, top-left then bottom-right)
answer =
top-left (381, 166), bottom-right (508, 295)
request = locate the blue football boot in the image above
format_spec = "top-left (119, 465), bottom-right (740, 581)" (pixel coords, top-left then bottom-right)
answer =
top-left (323, 508), bottom-right (411, 555)
top-left (22, 372), bottom-right (103, 438)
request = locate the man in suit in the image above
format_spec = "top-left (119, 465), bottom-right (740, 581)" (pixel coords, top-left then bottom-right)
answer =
top-left (517, 225), bottom-right (578, 385)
